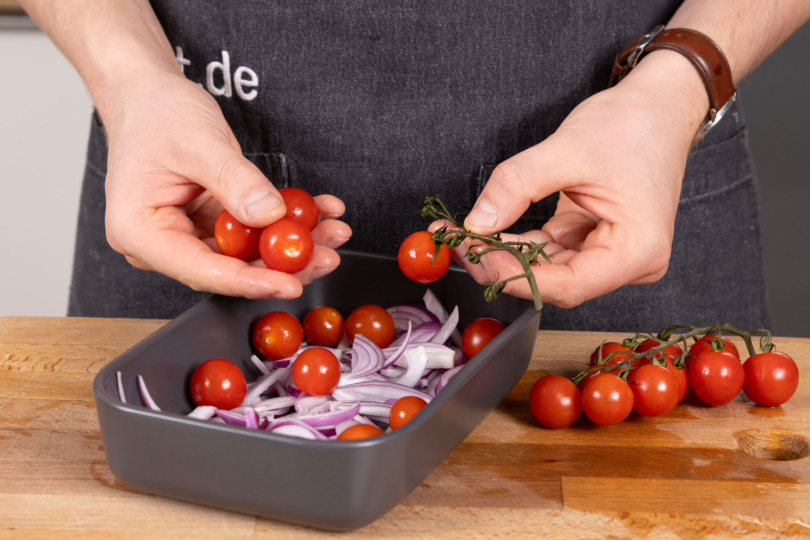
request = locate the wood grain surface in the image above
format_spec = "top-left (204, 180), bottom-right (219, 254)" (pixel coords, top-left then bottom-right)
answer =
top-left (1, 316), bottom-right (810, 539)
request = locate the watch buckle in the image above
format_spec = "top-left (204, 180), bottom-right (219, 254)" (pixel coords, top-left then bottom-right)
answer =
top-left (626, 25), bottom-right (665, 68)
top-left (694, 92), bottom-right (737, 145)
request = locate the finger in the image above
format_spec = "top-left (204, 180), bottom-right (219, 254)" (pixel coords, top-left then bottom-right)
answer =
top-left (314, 194), bottom-right (346, 220)
top-left (182, 139), bottom-right (287, 229)
top-left (541, 211), bottom-right (599, 250)
top-left (312, 219), bottom-right (352, 249)
top-left (463, 136), bottom-right (572, 235)
top-left (125, 255), bottom-right (154, 272)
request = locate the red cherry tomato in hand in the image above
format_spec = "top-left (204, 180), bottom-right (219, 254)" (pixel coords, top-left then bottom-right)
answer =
top-left (190, 358), bottom-right (247, 410)
top-left (590, 342), bottom-right (638, 371)
top-left (337, 424), bottom-right (385, 440)
top-left (639, 354), bottom-right (689, 403)
top-left (252, 311), bottom-right (303, 360)
top-left (743, 351), bottom-right (799, 407)
top-left (581, 373), bottom-right (634, 426)
top-left (688, 350), bottom-right (745, 406)
top-left (214, 209), bottom-right (262, 261)
top-left (462, 318), bottom-right (506, 358)
top-left (279, 187), bottom-right (319, 231)
top-left (259, 217), bottom-right (315, 274)
top-left (628, 364), bottom-right (679, 417)
top-left (397, 231), bottom-right (452, 283)
top-left (530, 374), bottom-right (582, 428)
top-left (345, 305), bottom-right (396, 348)
top-left (688, 335), bottom-right (740, 368)
top-left (303, 306), bottom-right (345, 347)
top-left (635, 339), bottom-right (684, 362)
top-left (291, 347), bottom-right (341, 396)
top-left (389, 396), bottom-right (428, 430)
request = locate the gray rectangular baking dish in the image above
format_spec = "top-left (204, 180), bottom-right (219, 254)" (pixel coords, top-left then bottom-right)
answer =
top-left (93, 250), bottom-right (541, 531)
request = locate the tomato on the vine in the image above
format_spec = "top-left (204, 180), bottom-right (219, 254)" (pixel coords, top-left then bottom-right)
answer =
top-left (291, 347), bottom-right (341, 396)
top-left (279, 187), bottom-right (319, 231)
top-left (397, 231), bottom-right (452, 283)
top-left (214, 209), bottom-right (262, 261)
top-left (190, 358), bottom-right (247, 410)
top-left (345, 305), bottom-right (396, 348)
top-left (259, 217), bottom-right (315, 274)
top-left (688, 335), bottom-right (739, 365)
top-left (337, 424), bottom-right (385, 440)
top-left (389, 396), bottom-right (428, 430)
top-left (462, 318), bottom-right (506, 358)
top-left (743, 351), bottom-right (799, 407)
top-left (581, 373), bottom-right (634, 426)
top-left (639, 354), bottom-right (689, 402)
top-left (635, 339), bottom-right (684, 361)
top-left (529, 374), bottom-right (582, 428)
top-left (688, 350), bottom-right (744, 406)
top-left (628, 364), bottom-right (679, 417)
top-left (303, 306), bottom-right (345, 347)
top-left (252, 311), bottom-right (303, 360)
top-left (590, 342), bottom-right (638, 371)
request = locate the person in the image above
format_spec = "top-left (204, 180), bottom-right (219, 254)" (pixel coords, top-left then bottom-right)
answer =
top-left (20, 0), bottom-right (810, 330)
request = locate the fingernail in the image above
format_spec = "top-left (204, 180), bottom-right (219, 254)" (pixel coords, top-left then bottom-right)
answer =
top-left (309, 267), bottom-right (335, 280)
top-left (271, 293), bottom-right (291, 300)
top-left (466, 197), bottom-right (498, 229)
top-left (245, 190), bottom-right (282, 217)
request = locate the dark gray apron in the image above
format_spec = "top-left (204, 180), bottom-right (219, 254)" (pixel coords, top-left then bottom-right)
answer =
top-left (68, 1), bottom-right (771, 332)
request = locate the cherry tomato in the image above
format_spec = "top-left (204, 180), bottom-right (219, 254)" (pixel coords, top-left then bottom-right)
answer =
top-left (635, 339), bottom-right (684, 362)
top-left (529, 374), bottom-right (582, 428)
top-left (743, 351), bottom-right (799, 407)
top-left (389, 396), bottom-right (428, 430)
top-left (337, 424), bottom-right (385, 440)
top-left (639, 354), bottom-right (689, 403)
top-left (628, 364), bottom-right (679, 417)
top-left (279, 187), bottom-right (319, 231)
top-left (397, 231), bottom-right (452, 283)
top-left (461, 318), bottom-right (506, 358)
top-left (258, 217), bottom-right (315, 274)
top-left (190, 358), bottom-right (247, 410)
top-left (291, 347), bottom-right (341, 396)
top-left (581, 373), bottom-right (634, 426)
top-left (688, 350), bottom-right (745, 406)
top-left (303, 306), bottom-right (345, 347)
top-left (590, 342), bottom-right (638, 371)
top-left (345, 305), bottom-right (396, 348)
top-left (214, 209), bottom-right (262, 261)
top-left (252, 311), bottom-right (303, 360)
top-left (688, 335), bottom-right (740, 367)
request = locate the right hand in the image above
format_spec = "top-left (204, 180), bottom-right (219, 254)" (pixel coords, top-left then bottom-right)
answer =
top-left (101, 71), bottom-right (351, 300)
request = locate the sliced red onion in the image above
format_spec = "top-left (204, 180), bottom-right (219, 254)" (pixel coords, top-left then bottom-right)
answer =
top-left (291, 401), bottom-right (360, 428)
top-left (116, 371), bottom-right (126, 404)
top-left (274, 359), bottom-right (291, 369)
top-left (451, 346), bottom-right (468, 366)
top-left (270, 422), bottom-right (325, 440)
top-left (387, 304), bottom-right (437, 332)
top-left (187, 405), bottom-right (216, 420)
top-left (333, 381), bottom-right (433, 404)
top-left (435, 365), bottom-right (464, 394)
top-left (426, 369), bottom-right (445, 397)
top-left (245, 408), bottom-right (260, 429)
top-left (352, 414), bottom-right (376, 426)
top-left (137, 375), bottom-right (161, 411)
top-left (381, 320), bottom-right (412, 368)
top-left (210, 417), bottom-right (225, 424)
top-left (336, 334), bottom-right (351, 352)
top-left (390, 343), bottom-right (455, 370)
top-left (389, 321), bottom-right (441, 348)
top-left (229, 406), bottom-right (253, 415)
top-left (241, 368), bottom-right (290, 406)
top-left (359, 402), bottom-right (392, 418)
top-left (380, 366), bottom-right (406, 378)
top-left (294, 394), bottom-right (330, 413)
top-left (423, 289), bottom-right (463, 347)
top-left (389, 346), bottom-right (428, 387)
top-left (250, 354), bottom-right (271, 376)
top-left (216, 409), bottom-right (247, 426)
top-left (317, 426), bottom-right (337, 438)
top-left (273, 382), bottom-right (287, 396)
top-left (335, 419), bottom-right (358, 436)
top-left (254, 396), bottom-right (297, 412)
top-left (431, 306), bottom-right (459, 345)
top-left (343, 335), bottom-right (385, 380)
top-left (339, 373), bottom-right (387, 386)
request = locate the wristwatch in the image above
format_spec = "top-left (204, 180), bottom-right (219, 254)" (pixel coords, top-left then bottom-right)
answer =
top-left (609, 25), bottom-right (737, 145)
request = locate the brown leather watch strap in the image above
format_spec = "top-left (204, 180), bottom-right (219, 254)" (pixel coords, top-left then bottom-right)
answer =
top-left (609, 26), bottom-right (737, 143)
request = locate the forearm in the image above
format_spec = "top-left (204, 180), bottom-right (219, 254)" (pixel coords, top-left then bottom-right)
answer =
top-left (18, 0), bottom-right (180, 124)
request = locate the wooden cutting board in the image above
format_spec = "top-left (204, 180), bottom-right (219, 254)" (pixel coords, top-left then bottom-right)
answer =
top-left (1, 316), bottom-right (809, 539)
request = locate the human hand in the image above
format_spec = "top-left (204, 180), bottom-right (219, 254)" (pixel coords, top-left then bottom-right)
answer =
top-left (100, 71), bottom-right (351, 300)
top-left (432, 51), bottom-right (709, 308)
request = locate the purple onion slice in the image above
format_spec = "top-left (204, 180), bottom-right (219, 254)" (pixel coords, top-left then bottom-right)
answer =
top-left (359, 402), bottom-right (392, 418)
top-left (423, 289), bottom-right (464, 347)
top-left (387, 304), bottom-right (437, 333)
top-left (343, 335), bottom-right (385, 380)
top-left (250, 354), bottom-right (271, 376)
top-left (270, 422), bottom-right (325, 440)
top-left (245, 408), bottom-right (260, 429)
top-left (435, 365), bottom-right (464, 394)
top-left (116, 371), bottom-right (126, 404)
top-left (431, 306), bottom-right (459, 346)
top-left (381, 321), bottom-right (412, 368)
top-left (254, 396), bottom-right (297, 412)
top-left (390, 343), bottom-right (455, 370)
top-left (389, 347), bottom-right (428, 387)
top-left (335, 419), bottom-right (358, 436)
top-left (137, 375), bottom-right (161, 411)
top-left (333, 381), bottom-right (433, 404)
top-left (216, 409), bottom-right (247, 426)
top-left (187, 406), bottom-right (216, 420)
top-left (389, 321), bottom-right (441, 348)
top-left (240, 368), bottom-right (290, 407)
top-left (294, 394), bottom-right (330, 413)
top-left (292, 401), bottom-right (361, 428)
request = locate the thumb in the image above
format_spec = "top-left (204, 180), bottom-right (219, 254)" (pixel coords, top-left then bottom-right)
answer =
top-left (464, 139), bottom-right (569, 235)
top-left (188, 139), bottom-right (287, 227)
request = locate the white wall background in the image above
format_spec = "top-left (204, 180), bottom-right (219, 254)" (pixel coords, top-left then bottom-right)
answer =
top-left (0, 29), bottom-right (93, 317)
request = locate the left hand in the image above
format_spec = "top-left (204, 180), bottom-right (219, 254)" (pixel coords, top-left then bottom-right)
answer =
top-left (431, 51), bottom-right (709, 308)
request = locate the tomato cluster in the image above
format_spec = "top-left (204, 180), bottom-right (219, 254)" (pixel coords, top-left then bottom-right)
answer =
top-left (214, 187), bottom-right (318, 273)
top-left (530, 332), bottom-right (799, 429)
